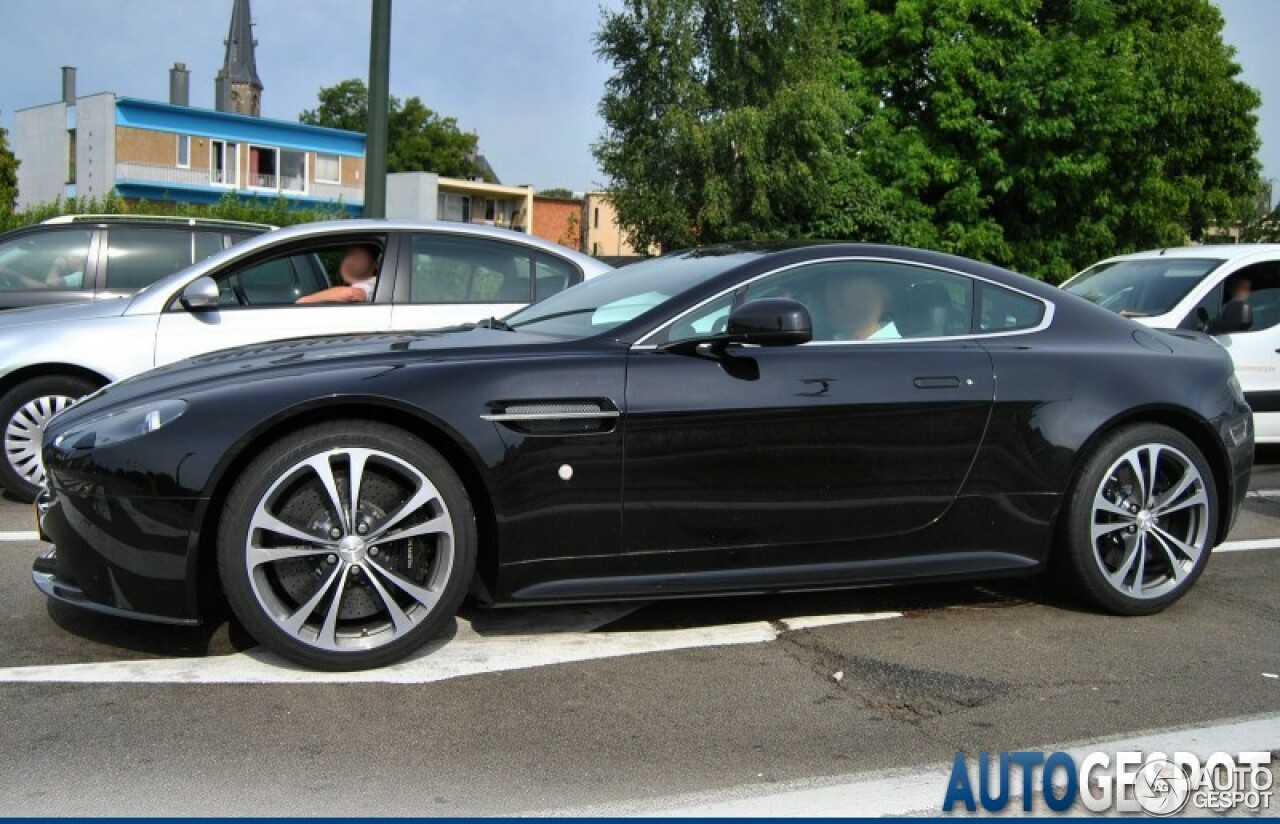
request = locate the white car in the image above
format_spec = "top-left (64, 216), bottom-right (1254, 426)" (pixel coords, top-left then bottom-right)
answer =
top-left (1062, 243), bottom-right (1280, 442)
top-left (0, 219), bottom-right (610, 500)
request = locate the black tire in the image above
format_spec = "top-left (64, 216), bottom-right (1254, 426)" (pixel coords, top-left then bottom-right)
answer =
top-left (0, 375), bottom-right (98, 502)
top-left (1056, 423), bottom-right (1217, 615)
top-left (217, 421), bottom-right (476, 670)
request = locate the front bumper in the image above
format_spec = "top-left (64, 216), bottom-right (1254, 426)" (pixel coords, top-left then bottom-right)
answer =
top-left (31, 483), bottom-right (205, 625)
top-left (31, 547), bottom-right (197, 626)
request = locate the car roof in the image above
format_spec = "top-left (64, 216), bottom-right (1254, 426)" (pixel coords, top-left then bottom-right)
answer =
top-left (220, 218), bottom-right (609, 272)
top-left (123, 217), bottom-right (613, 315)
top-left (1097, 244), bottom-right (1280, 266)
top-left (40, 214), bottom-right (276, 231)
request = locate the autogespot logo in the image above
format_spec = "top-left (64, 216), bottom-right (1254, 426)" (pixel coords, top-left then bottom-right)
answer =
top-left (942, 750), bottom-right (1273, 815)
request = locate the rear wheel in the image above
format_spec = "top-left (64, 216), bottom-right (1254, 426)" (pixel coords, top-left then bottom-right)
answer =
top-left (1058, 424), bottom-right (1217, 615)
top-left (217, 421), bottom-right (476, 670)
top-left (0, 375), bottom-right (97, 501)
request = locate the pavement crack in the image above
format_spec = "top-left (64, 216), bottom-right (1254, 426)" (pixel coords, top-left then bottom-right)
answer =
top-left (776, 631), bottom-right (1013, 724)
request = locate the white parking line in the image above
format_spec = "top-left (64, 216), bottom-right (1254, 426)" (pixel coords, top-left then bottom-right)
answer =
top-left (0, 530), bottom-right (38, 542)
top-left (1215, 538), bottom-right (1280, 553)
top-left (0, 610), bottom-right (903, 685)
top-left (560, 712), bottom-right (1280, 817)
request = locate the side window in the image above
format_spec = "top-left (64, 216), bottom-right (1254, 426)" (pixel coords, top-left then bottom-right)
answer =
top-left (408, 235), bottom-right (534, 304)
top-left (534, 254), bottom-right (579, 301)
top-left (230, 257), bottom-right (304, 305)
top-left (656, 260), bottom-right (977, 344)
top-left (104, 229), bottom-right (194, 290)
top-left (207, 239), bottom-right (385, 307)
top-left (744, 260), bottom-right (973, 342)
top-left (0, 229), bottom-right (92, 291)
top-left (1223, 262), bottom-right (1280, 333)
top-left (976, 282), bottom-right (1046, 332)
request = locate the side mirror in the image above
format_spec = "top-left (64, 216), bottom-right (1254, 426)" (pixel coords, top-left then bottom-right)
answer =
top-left (179, 276), bottom-right (220, 311)
top-left (1212, 299), bottom-right (1253, 334)
top-left (725, 298), bottom-right (812, 347)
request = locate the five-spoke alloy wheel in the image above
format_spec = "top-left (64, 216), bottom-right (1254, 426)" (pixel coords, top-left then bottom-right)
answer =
top-left (218, 422), bottom-right (476, 670)
top-left (1059, 423), bottom-right (1218, 614)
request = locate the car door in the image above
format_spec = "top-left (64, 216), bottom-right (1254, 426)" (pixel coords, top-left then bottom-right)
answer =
top-left (622, 258), bottom-right (995, 563)
top-left (153, 234), bottom-right (393, 366)
top-left (0, 227), bottom-right (97, 309)
top-left (389, 233), bottom-right (583, 331)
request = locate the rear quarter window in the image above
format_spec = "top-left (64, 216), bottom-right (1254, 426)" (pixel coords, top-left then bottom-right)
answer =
top-left (977, 283), bottom-right (1046, 333)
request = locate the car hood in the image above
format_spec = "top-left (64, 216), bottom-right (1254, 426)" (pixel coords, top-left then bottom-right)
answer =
top-left (73, 326), bottom-right (576, 413)
top-left (0, 297), bottom-right (132, 328)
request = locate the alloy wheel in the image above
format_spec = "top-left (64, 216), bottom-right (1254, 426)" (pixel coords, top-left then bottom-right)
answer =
top-left (4, 394), bottom-right (76, 488)
top-left (245, 447), bottom-right (456, 653)
top-left (1090, 443), bottom-right (1210, 600)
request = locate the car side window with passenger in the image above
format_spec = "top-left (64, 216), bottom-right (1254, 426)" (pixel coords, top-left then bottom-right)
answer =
top-left (0, 229), bottom-right (93, 291)
top-left (762, 262), bottom-right (975, 342)
top-left (202, 238), bottom-right (384, 308)
top-left (658, 260), bottom-right (979, 345)
top-left (1219, 262), bottom-right (1280, 333)
top-left (408, 235), bottom-right (535, 304)
top-left (104, 228), bottom-right (196, 291)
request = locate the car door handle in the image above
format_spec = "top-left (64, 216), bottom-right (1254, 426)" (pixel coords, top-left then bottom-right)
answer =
top-left (913, 376), bottom-right (961, 389)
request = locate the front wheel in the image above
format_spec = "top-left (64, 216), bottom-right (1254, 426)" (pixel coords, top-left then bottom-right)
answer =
top-left (1058, 423), bottom-right (1217, 615)
top-left (217, 422), bottom-right (476, 670)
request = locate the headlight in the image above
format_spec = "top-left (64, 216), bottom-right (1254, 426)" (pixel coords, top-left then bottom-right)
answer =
top-left (53, 399), bottom-right (188, 451)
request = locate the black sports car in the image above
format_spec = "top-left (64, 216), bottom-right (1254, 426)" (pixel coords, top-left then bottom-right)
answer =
top-left (33, 244), bottom-right (1253, 670)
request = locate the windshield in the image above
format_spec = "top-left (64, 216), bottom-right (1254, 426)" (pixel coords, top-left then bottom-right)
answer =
top-left (505, 250), bottom-right (761, 337)
top-left (1063, 258), bottom-right (1223, 317)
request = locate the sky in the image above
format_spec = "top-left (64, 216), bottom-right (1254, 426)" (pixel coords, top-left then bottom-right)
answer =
top-left (0, 0), bottom-right (1277, 197)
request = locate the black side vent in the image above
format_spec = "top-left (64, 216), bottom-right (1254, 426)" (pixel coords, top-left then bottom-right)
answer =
top-left (481, 400), bottom-right (620, 436)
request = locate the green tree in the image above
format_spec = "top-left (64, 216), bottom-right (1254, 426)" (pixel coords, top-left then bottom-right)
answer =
top-left (301, 79), bottom-right (490, 180)
top-left (0, 126), bottom-right (19, 216)
top-left (538, 187), bottom-right (576, 199)
top-left (595, 0), bottom-right (1261, 280)
top-left (595, 0), bottom-right (853, 251)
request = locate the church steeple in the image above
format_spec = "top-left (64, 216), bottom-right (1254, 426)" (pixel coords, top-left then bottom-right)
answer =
top-left (215, 0), bottom-right (263, 116)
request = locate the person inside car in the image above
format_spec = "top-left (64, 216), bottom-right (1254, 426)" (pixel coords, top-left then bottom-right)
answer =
top-left (296, 244), bottom-right (380, 304)
top-left (1227, 276), bottom-right (1252, 303)
top-left (823, 276), bottom-right (900, 340)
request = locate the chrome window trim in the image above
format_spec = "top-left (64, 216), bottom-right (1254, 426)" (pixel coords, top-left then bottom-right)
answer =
top-left (630, 256), bottom-right (1056, 350)
top-left (481, 411), bottom-right (622, 423)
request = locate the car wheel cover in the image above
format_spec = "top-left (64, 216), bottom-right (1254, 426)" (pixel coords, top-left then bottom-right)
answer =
top-left (1090, 443), bottom-right (1210, 600)
top-left (4, 394), bottom-right (77, 487)
top-left (244, 447), bottom-right (455, 653)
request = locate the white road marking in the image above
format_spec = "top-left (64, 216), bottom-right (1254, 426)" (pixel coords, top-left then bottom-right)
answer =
top-left (0, 530), bottom-right (38, 542)
top-left (1215, 537), bottom-right (1280, 553)
top-left (0, 609), bottom-right (901, 685)
top-left (775, 611), bottom-right (902, 631)
top-left (559, 712), bottom-right (1280, 817)
top-left (1245, 488), bottom-right (1280, 498)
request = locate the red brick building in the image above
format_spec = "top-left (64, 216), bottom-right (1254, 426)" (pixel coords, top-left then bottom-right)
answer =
top-left (531, 195), bottom-right (584, 251)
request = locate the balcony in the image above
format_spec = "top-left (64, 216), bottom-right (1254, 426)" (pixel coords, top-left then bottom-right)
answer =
top-left (115, 162), bottom-right (363, 205)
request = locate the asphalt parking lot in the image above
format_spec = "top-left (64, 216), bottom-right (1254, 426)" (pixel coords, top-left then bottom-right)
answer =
top-left (0, 460), bottom-right (1277, 815)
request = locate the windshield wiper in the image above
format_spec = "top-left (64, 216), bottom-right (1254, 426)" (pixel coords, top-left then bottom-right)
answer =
top-left (508, 308), bottom-right (598, 329)
top-left (475, 317), bottom-right (515, 331)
